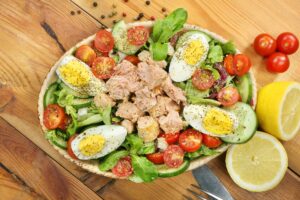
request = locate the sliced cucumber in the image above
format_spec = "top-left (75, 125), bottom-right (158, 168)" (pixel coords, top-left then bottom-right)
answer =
top-left (112, 20), bottom-right (141, 55)
top-left (46, 131), bottom-right (67, 149)
top-left (157, 160), bottom-right (190, 178)
top-left (72, 98), bottom-right (93, 109)
top-left (77, 114), bottom-right (102, 128)
top-left (44, 82), bottom-right (59, 107)
top-left (60, 82), bottom-right (90, 98)
top-left (236, 73), bottom-right (252, 104)
top-left (176, 31), bottom-right (211, 50)
top-left (189, 98), bottom-right (221, 106)
top-left (221, 102), bottom-right (257, 144)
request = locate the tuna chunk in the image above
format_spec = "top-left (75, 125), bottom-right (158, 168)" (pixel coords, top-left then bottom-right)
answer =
top-left (114, 60), bottom-right (136, 75)
top-left (162, 78), bottom-right (187, 104)
top-left (137, 116), bottom-right (160, 142)
top-left (137, 61), bottom-right (168, 89)
top-left (148, 96), bottom-right (180, 118)
top-left (106, 76), bottom-right (130, 100)
top-left (159, 110), bottom-right (183, 133)
top-left (94, 92), bottom-right (116, 108)
top-left (116, 102), bottom-right (142, 122)
top-left (121, 119), bottom-right (134, 133)
top-left (134, 87), bottom-right (157, 112)
top-left (138, 50), bottom-right (167, 68)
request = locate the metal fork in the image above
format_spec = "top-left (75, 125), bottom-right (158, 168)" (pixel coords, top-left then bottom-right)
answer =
top-left (183, 184), bottom-right (224, 200)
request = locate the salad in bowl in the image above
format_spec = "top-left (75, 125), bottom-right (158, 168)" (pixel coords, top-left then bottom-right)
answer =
top-left (38, 8), bottom-right (257, 182)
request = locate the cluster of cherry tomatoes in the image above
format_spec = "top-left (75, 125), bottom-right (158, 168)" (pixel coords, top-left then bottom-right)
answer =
top-left (254, 32), bottom-right (299, 73)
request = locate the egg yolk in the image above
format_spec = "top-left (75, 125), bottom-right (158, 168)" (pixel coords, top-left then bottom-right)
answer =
top-left (79, 135), bottom-right (105, 156)
top-left (203, 109), bottom-right (234, 135)
top-left (183, 40), bottom-right (205, 65)
top-left (59, 61), bottom-right (90, 86)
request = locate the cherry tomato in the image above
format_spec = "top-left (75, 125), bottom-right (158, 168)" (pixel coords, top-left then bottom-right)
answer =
top-left (169, 30), bottom-right (187, 47)
top-left (75, 45), bottom-right (96, 66)
top-left (94, 30), bottom-right (114, 53)
top-left (127, 26), bottom-right (149, 46)
top-left (192, 69), bottom-right (215, 91)
top-left (233, 54), bottom-right (251, 76)
top-left (160, 132), bottom-right (180, 145)
top-left (224, 54), bottom-right (235, 75)
top-left (67, 135), bottom-right (78, 159)
top-left (163, 145), bottom-right (184, 168)
top-left (43, 104), bottom-right (67, 130)
top-left (57, 116), bottom-right (70, 131)
top-left (253, 33), bottom-right (276, 56)
top-left (178, 129), bottom-right (202, 153)
top-left (276, 32), bottom-right (299, 55)
top-left (266, 52), bottom-right (290, 73)
top-left (91, 57), bottom-right (116, 79)
top-left (202, 134), bottom-right (222, 148)
top-left (217, 86), bottom-right (240, 107)
top-left (146, 152), bottom-right (164, 164)
top-left (124, 55), bottom-right (140, 65)
top-left (112, 156), bottom-right (133, 177)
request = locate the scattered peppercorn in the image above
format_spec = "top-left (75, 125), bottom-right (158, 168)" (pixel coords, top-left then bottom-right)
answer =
top-left (150, 16), bottom-right (155, 21)
top-left (77, 10), bottom-right (81, 14)
top-left (122, 12), bottom-right (127, 17)
top-left (100, 15), bottom-right (105, 19)
top-left (112, 4), bottom-right (117, 8)
top-left (124, 0), bottom-right (129, 2)
top-left (162, 7), bottom-right (166, 12)
top-left (70, 11), bottom-right (75, 15)
top-left (145, 0), bottom-right (150, 5)
top-left (113, 20), bottom-right (118, 24)
top-left (136, 12), bottom-right (144, 20)
top-left (93, 2), bottom-right (98, 7)
top-left (108, 11), bottom-right (118, 18)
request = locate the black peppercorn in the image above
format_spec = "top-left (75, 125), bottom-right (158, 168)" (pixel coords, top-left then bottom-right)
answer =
top-left (77, 10), bottom-right (81, 14)
top-left (70, 11), bottom-right (75, 15)
top-left (100, 15), bottom-right (105, 19)
top-left (93, 2), bottom-right (98, 7)
top-left (162, 7), bottom-right (166, 12)
top-left (145, 1), bottom-right (150, 5)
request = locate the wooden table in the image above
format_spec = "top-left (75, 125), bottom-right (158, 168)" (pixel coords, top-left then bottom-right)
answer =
top-left (0, 0), bottom-right (299, 199)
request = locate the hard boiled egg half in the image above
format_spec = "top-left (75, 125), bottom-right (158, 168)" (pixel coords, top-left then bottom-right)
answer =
top-left (183, 105), bottom-right (238, 137)
top-left (56, 55), bottom-right (107, 96)
top-left (169, 32), bottom-right (209, 82)
top-left (71, 125), bottom-right (127, 160)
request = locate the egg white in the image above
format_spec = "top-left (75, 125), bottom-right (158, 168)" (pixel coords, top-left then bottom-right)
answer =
top-left (183, 104), bottom-right (238, 137)
top-left (169, 33), bottom-right (209, 82)
top-left (71, 125), bottom-right (127, 160)
top-left (56, 55), bottom-right (107, 96)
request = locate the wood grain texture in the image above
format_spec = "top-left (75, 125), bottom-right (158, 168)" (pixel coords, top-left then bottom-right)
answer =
top-left (0, 117), bottom-right (103, 200)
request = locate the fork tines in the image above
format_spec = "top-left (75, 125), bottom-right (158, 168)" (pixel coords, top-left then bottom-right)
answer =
top-left (183, 184), bottom-right (224, 200)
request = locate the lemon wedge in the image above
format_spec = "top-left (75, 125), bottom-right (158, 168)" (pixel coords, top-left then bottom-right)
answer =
top-left (226, 131), bottom-right (288, 192)
top-left (256, 81), bottom-right (300, 141)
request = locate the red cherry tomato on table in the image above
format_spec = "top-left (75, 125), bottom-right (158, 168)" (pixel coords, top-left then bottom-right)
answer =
top-left (91, 57), bottom-right (116, 79)
top-left (163, 145), bottom-right (184, 168)
top-left (124, 55), bottom-right (140, 65)
top-left (224, 54), bottom-right (251, 76)
top-left (253, 33), bottom-right (277, 57)
top-left (146, 152), bottom-right (164, 164)
top-left (202, 134), bottom-right (222, 148)
top-left (112, 156), bottom-right (133, 177)
top-left (178, 129), bottom-right (203, 153)
top-left (94, 30), bottom-right (114, 53)
top-left (217, 86), bottom-right (240, 107)
top-left (276, 32), bottom-right (299, 55)
top-left (127, 26), bottom-right (149, 46)
top-left (75, 45), bottom-right (96, 66)
top-left (67, 135), bottom-right (78, 159)
top-left (43, 104), bottom-right (67, 130)
top-left (192, 69), bottom-right (215, 91)
top-left (266, 52), bottom-right (290, 73)
top-left (160, 132), bottom-right (180, 145)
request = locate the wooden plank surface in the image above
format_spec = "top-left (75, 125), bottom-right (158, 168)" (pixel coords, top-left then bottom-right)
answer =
top-left (0, 0), bottom-right (299, 199)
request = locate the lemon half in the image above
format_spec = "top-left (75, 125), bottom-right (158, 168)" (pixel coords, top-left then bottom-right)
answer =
top-left (256, 81), bottom-right (300, 141)
top-left (226, 131), bottom-right (288, 192)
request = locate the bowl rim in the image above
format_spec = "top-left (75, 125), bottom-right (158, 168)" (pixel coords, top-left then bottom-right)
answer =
top-left (38, 21), bottom-right (257, 179)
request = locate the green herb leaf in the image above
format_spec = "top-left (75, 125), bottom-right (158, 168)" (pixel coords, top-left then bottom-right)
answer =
top-left (102, 106), bottom-right (112, 125)
top-left (131, 155), bottom-right (158, 182)
top-left (99, 150), bottom-right (129, 171)
top-left (138, 142), bottom-right (155, 155)
top-left (185, 145), bottom-right (219, 159)
top-left (208, 45), bottom-right (224, 63)
top-left (150, 42), bottom-right (168, 61)
top-left (126, 134), bottom-right (144, 155)
top-left (221, 41), bottom-right (236, 55)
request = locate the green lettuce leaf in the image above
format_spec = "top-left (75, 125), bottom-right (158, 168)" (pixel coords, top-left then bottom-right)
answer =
top-left (131, 155), bottom-right (158, 182)
top-left (99, 150), bottom-right (129, 171)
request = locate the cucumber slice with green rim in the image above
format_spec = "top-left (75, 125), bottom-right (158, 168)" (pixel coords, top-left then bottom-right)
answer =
top-left (189, 98), bottom-right (221, 106)
top-left (221, 102), bottom-right (257, 144)
top-left (72, 98), bottom-right (93, 109)
top-left (112, 20), bottom-right (141, 55)
top-left (236, 73), bottom-right (252, 104)
top-left (46, 131), bottom-right (67, 149)
top-left (176, 31), bottom-right (211, 50)
top-left (157, 160), bottom-right (190, 178)
top-left (60, 82), bottom-right (90, 98)
top-left (77, 114), bottom-right (102, 128)
top-left (44, 82), bottom-right (59, 107)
